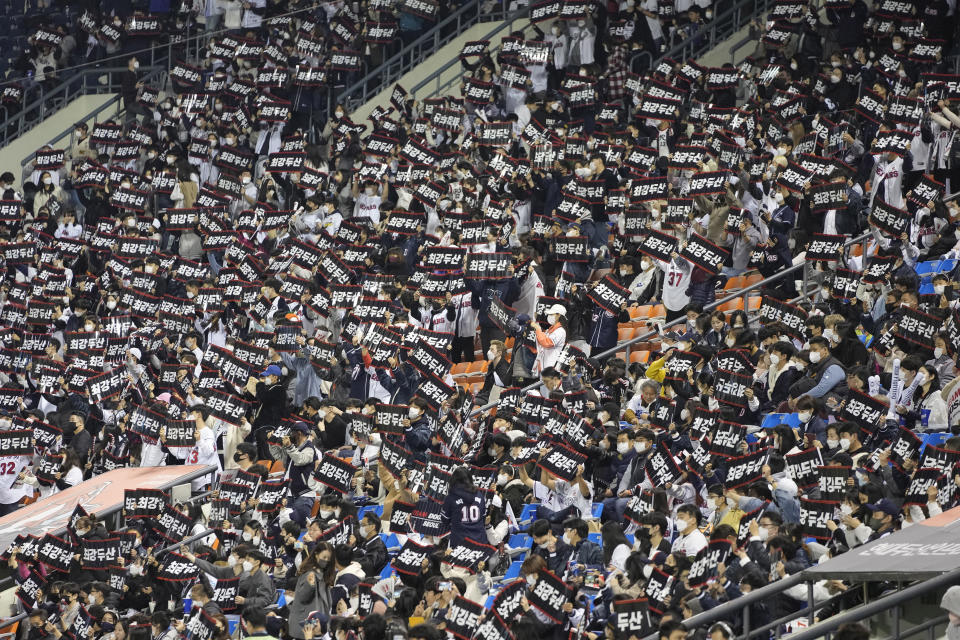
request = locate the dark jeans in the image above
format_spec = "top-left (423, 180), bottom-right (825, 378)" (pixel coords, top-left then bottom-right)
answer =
top-left (452, 336), bottom-right (475, 363)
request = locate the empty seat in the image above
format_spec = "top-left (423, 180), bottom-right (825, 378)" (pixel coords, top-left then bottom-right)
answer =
top-left (618, 327), bottom-right (634, 342)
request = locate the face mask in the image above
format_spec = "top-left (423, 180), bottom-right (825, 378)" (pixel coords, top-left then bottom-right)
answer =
top-left (809, 350), bottom-right (822, 363)
top-left (774, 192), bottom-right (785, 204)
top-left (145, 265), bottom-right (157, 274)
top-left (635, 442), bottom-right (648, 453)
top-left (757, 526), bottom-right (769, 541)
top-left (487, 349), bottom-right (497, 360)
top-left (839, 438), bottom-right (851, 451)
top-left (226, 138), bottom-right (236, 146)
top-left (242, 531), bottom-right (253, 542)
top-left (547, 314), bottom-right (558, 325)
top-left (869, 516), bottom-right (886, 530)
top-left (935, 284), bottom-right (946, 296)
top-left (680, 409), bottom-right (690, 421)
top-left (498, 474), bottom-right (509, 486)
top-left (935, 347), bottom-right (945, 359)
top-left (790, 62), bottom-right (798, 70)
top-left (526, 575), bottom-right (537, 586)
top-left (708, 397), bottom-right (720, 410)
top-left (242, 560), bottom-right (254, 573)
top-left (575, 167), bottom-right (591, 177)
top-left (359, 526), bottom-right (371, 538)
top-left (335, 110), bottom-right (344, 118)
top-left (319, 509), bottom-right (333, 519)
top-left (769, 353), bottom-right (780, 365)
top-left (599, 440), bottom-right (610, 450)
top-left (650, 208), bottom-right (660, 219)
top-left (831, 74), bottom-right (841, 83)
top-left (619, 268), bottom-right (628, 276)
top-left (727, 497), bottom-right (736, 508)
top-left (408, 407), bottom-right (419, 419)
top-left (167, 156), bottom-right (176, 165)
top-left (892, 41), bottom-right (903, 51)
top-left (84, 324), bottom-right (94, 332)
top-left (826, 438), bottom-right (839, 448)
top-left (840, 504), bottom-right (853, 515)
top-left (365, 187), bottom-right (375, 196)
top-left (798, 411), bottom-right (812, 423)
top-left (725, 337), bottom-right (736, 348)
top-left (551, 26), bottom-right (559, 34)
top-left (562, 532), bottom-right (572, 545)
top-left (88, 595), bottom-right (96, 605)
top-left (487, 447), bottom-right (497, 458)
top-left (641, 259), bottom-right (651, 270)
top-left (129, 564), bottom-right (143, 576)
top-left (43, 177), bottom-right (52, 185)
top-left (823, 329), bottom-right (836, 342)
top-left (617, 442), bottom-right (630, 454)
top-left (227, 555), bottom-right (238, 567)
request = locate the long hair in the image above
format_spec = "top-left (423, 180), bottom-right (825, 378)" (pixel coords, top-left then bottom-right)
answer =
top-left (299, 541), bottom-right (336, 586)
top-left (449, 466), bottom-right (476, 492)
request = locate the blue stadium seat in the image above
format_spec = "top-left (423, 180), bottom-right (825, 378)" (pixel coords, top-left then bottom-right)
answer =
top-left (379, 564), bottom-right (394, 580)
top-left (941, 260), bottom-right (957, 272)
top-left (919, 283), bottom-right (935, 295)
top-left (591, 503), bottom-right (603, 519)
top-left (503, 560), bottom-right (523, 580)
top-left (359, 505), bottom-right (384, 518)
top-left (508, 533), bottom-right (531, 549)
top-left (781, 413), bottom-right (802, 429)
top-left (915, 261), bottom-right (940, 276)
top-left (380, 533), bottom-right (400, 551)
top-left (626, 534), bottom-right (634, 545)
top-left (920, 432), bottom-right (951, 454)
top-left (762, 413), bottom-right (785, 429)
top-left (587, 533), bottom-right (601, 545)
top-left (485, 595), bottom-right (495, 609)
top-left (519, 503), bottom-right (538, 524)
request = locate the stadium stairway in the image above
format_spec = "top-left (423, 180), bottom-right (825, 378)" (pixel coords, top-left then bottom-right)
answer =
top-left (2, 92), bottom-right (119, 189)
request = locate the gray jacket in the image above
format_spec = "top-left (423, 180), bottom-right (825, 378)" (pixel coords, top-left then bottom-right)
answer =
top-left (288, 570), bottom-right (332, 640)
top-left (194, 558), bottom-right (275, 609)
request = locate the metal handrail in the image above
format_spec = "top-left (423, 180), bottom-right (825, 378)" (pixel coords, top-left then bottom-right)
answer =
top-left (19, 66), bottom-right (168, 169)
top-left (628, 0), bottom-right (772, 72)
top-left (468, 231), bottom-right (872, 418)
top-left (786, 568), bottom-right (960, 640)
top-left (410, 7), bottom-right (529, 99)
top-left (333, 0), bottom-right (513, 113)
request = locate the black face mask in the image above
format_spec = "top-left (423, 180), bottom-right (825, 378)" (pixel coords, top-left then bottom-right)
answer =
top-left (233, 452), bottom-right (244, 463)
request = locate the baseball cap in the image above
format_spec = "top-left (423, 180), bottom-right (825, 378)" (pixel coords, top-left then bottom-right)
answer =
top-left (865, 498), bottom-right (900, 518)
top-left (261, 364), bottom-right (282, 377)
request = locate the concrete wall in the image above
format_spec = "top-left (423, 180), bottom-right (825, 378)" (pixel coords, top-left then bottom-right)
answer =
top-left (2, 93), bottom-right (118, 189)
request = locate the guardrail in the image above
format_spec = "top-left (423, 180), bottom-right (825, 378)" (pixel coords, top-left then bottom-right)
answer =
top-left (333, 0), bottom-right (515, 114)
top-left (629, 0), bottom-right (772, 73)
top-left (410, 7), bottom-right (530, 100)
top-left (19, 66), bottom-right (168, 170)
top-left (468, 232), bottom-right (872, 418)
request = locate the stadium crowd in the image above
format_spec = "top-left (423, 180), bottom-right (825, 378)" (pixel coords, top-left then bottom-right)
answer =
top-left (0, 0), bottom-right (960, 639)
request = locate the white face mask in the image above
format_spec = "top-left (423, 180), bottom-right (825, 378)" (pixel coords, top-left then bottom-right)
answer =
top-left (487, 349), bottom-right (496, 360)
top-left (562, 532), bottom-right (572, 545)
top-left (839, 438), bottom-right (851, 451)
top-left (43, 177), bottom-right (53, 185)
top-left (823, 329), bottom-right (836, 342)
top-left (708, 397), bottom-right (720, 410)
top-left (641, 259), bottom-right (651, 270)
top-left (88, 595), bottom-right (96, 605)
top-left (547, 314), bottom-right (558, 325)
top-left (319, 509), bottom-right (333, 519)
top-left (408, 407), bottom-right (419, 419)
top-left (727, 497), bottom-right (736, 508)
top-left (617, 442), bottom-right (630, 454)
top-left (242, 560), bottom-right (254, 573)
top-left (757, 526), bottom-right (769, 541)
top-left (227, 555), bottom-right (238, 567)
top-left (680, 409), bottom-right (690, 421)
top-left (575, 167), bottom-right (591, 177)
top-left (809, 350), bottom-right (822, 363)
top-left (84, 323), bottom-right (94, 332)
top-left (840, 504), bottom-right (853, 515)
top-left (935, 285), bottom-right (945, 295)
top-left (129, 564), bottom-right (143, 576)
top-left (498, 474), bottom-right (509, 486)
top-left (769, 353), bottom-right (780, 365)
top-left (774, 192), bottom-right (784, 204)
top-left (242, 532), bottom-right (253, 541)
top-left (335, 110), bottom-right (344, 118)
top-left (934, 347), bottom-right (945, 359)
top-left (365, 188), bottom-right (375, 196)
top-left (526, 574), bottom-right (537, 586)
top-left (892, 41), bottom-right (903, 51)
top-left (830, 75), bottom-right (841, 84)
top-left (619, 268), bottom-right (629, 277)
top-left (635, 441), bottom-right (648, 453)
top-left (650, 208), bottom-right (660, 219)
top-left (790, 62), bottom-right (798, 70)
top-left (725, 337), bottom-right (736, 348)
top-left (798, 411), bottom-right (812, 423)
top-left (826, 438), bottom-right (839, 448)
